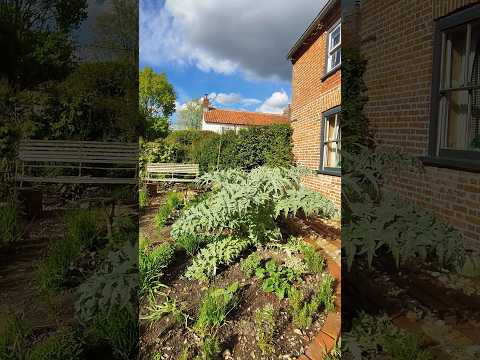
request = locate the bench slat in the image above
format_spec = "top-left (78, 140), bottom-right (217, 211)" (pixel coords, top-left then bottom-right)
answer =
top-left (18, 176), bottom-right (137, 184)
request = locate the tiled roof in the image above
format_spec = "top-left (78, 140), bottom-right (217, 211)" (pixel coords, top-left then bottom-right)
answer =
top-left (203, 108), bottom-right (289, 126)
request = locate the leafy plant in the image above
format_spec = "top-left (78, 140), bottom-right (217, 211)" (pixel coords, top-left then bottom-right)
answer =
top-left (140, 243), bottom-right (175, 297)
top-left (155, 191), bottom-right (183, 229)
top-left (28, 328), bottom-right (83, 360)
top-left (194, 282), bottom-right (240, 337)
top-left (197, 335), bottom-right (220, 360)
top-left (343, 312), bottom-right (433, 360)
top-left (65, 209), bottom-right (98, 249)
top-left (172, 167), bottom-right (336, 246)
top-left (0, 202), bottom-right (18, 246)
top-left (343, 196), bottom-right (466, 270)
top-left (255, 260), bottom-right (298, 299)
top-left (300, 244), bottom-right (325, 274)
top-left (185, 237), bottom-right (252, 282)
top-left (141, 296), bottom-right (187, 327)
top-left (240, 252), bottom-right (262, 277)
top-left (175, 233), bottom-right (205, 256)
top-left (75, 242), bottom-right (137, 324)
top-left (255, 304), bottom-right (276, 355)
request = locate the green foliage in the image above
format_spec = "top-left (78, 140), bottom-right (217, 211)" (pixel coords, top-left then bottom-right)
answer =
top-left (141, 296), bottom-right (186, 326)
top-left (65, 209), bottom-right (98, 249)
top-left (0, 314), bottom-right (31, 360)
top-left (240, 252), bottom-right (262, 277)
top-left (185, 237), bottom-right (252, 282)
top-left (175, 233), bottom-right (204, 256)
top-left (255, 260), bottom-right (298, 299)
top-left (300, 244), bottom-right (325, 274)
top-left (75, 242), bottom-right (137, 324)
top-left (197, 336), bottom-right (220, 360)
top-left (172, 167), bottom-right (336, 246)
top-left (255, 304), bottom-right (276, 355)
top-left (343, 312), bottom-right (433, 360)
top-left (189, 125), bottom-right (293, 172)
top-left (275, 186), bottom-right (337, 219)
top-left (139, 67), bottom-right (176, 140)
top-left (343, 196), bottom-right (466, 271)
top-left (0, 202), bottom-right (18, 246)
top-left (323, 346), bottom-right (341, 360)
top-left (139, 187), bottom-right (150, 209)
top-left (470, 134), bottom-right (480, 149)
top-left (139, 140), bottom-right (177, 177)
top-left (87, 306), bottom-right (138, 360)
top-left (177, 100), bottom-right (203, 130)
top-left (194, 282), bottom-right (240, 337)
top-left (289, 274), bottom-right (335, 330)
top-left (154, 191), bottom-right (183, 229)
top-left (140, 244), bottom-right (175, 297)
top-left (28, 329), bottom-right (83, 360)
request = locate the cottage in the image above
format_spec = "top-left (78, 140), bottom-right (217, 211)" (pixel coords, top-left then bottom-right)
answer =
top-left (287, 0), bottom-right (341, 207)
top-left (201, 96), bottom-right (289, 134)
top-left (357, 0), bottom-right (480, 248)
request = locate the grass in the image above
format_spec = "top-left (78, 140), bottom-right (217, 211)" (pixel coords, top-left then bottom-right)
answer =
top-left (139, 187), bottom-right (150, 209)
top-left (38, 209), bottom-right (98, 293)
top-left (141, 296), bottom-right (186, 327)
top-left (28, 328), bottom-right (83, 360)
top-left (139, 243), bottom-right (175, 298)
top-left (0, 202), bottom-right (18, 246)
top-left (0, 314), bottom-right (31, 360)
top-left (155, 191), bottom-right (184, 229)
top-left (255, 304), bottom-right (276, 355)
top-left (175, 233), bottom-right (204, 255)
top-left (194, 282), bottom-right (240, 337)
top-left (300, 244), bottom-right (325, 273)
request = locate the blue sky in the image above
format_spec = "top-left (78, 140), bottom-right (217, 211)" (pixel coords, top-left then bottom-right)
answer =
top-left (139, 0), bottom-right (325, 124)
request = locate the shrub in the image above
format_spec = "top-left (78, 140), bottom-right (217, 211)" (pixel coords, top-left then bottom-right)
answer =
top-left (0, 202), bottom-right (18, 246)
top-left (240, 252), bottom-right (262, 277)
top-left (255, 304), bottom-right (276, 355)
top-left (140, 243), bottom-right (175, 297)
top-left (185, 237), bottom-right (251, 282)
top-left (194, 282), bottom-right (240, 337)
top-left (28, 329), bottom-right (83, 360)
top-left (155, 191), bottom-right (183, 229)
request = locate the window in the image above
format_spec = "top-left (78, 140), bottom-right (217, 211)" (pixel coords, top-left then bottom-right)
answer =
top-left (429, 4), bottom-right (480, 169)
top-left (326, 20), bottom-right (341, 73)
top-left (321, 107), bottom-right (341, 174)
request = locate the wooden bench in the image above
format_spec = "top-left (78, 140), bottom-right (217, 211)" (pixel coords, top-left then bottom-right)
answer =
top-left (16, 140), bottom-right (138, 185)
top-left (145, 163), bottom-right (199, 183)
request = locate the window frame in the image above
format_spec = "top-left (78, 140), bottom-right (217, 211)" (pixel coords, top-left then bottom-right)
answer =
top-left (324, 19), bottom-right (342, 77)
top-left (319, 106), bottom-right (341, 176)
top-left (427, 3), bottom-right (480, 172)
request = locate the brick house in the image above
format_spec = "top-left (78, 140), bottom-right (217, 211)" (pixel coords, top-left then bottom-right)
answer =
top-left (201, 97), bottom-right (289, 134)
top-left (357, 0), bottom-right (480, 249)
top-left (287, 0), bottom-right (341, 207)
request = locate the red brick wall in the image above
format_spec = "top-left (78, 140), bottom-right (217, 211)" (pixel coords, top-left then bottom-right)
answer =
top-left (359, 0), bottom-right (480, 249)
top-left (290, 5), bottom-right (341, 208)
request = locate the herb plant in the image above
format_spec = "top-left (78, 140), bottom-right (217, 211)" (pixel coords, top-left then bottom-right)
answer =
top-left (255, 260), bottom-right (298, 299)
top-left (255, 304), bottom-right (276, 355)
top-left (240, 252), bottom-right (262, 277)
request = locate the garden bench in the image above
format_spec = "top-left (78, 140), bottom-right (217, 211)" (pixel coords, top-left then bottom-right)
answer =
top-left (16, 140), bottom-right (138, 186)
top-left (145, 163), bottom-right (199, 183)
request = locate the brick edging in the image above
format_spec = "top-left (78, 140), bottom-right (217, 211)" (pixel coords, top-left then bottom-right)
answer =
top-left (299, 254), bottom-right (341, 360)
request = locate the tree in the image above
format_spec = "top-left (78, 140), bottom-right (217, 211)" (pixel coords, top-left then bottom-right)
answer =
top-left (139, 67), bottom-right (176, 140)
top-left (177, 100), bottom-right (203, 130)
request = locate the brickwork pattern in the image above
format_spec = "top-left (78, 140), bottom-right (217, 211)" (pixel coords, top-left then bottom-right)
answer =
top-left (359, 0), bottom-right (480, 248)
top-left (290, 6), bottom-right (341, 208)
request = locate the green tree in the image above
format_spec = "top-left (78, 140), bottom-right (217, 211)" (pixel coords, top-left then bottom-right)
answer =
top-left (139, 67), bottom-right (176, 140)
top-left (177, 100), bottom-right (203, 130)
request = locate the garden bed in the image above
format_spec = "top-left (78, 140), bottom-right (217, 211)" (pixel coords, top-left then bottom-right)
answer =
top-left (138, 167), bottom-right (340, 360)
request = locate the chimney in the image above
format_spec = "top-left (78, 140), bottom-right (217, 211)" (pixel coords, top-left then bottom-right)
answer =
top-left (202, 93), bottom-right (210, 111)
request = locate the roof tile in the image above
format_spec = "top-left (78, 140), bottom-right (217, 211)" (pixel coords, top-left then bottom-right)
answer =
top-left (204, 108), bottom-right (289, 126)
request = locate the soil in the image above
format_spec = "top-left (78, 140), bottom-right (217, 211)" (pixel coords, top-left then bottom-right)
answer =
top-left (139, 189), bottom-right (338, 360)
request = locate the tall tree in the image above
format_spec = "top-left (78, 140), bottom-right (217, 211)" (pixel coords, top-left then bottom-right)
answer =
top-left (177, 100), bottom-right (203, 130)
top-left (139, 67), bottom-right (176, 140)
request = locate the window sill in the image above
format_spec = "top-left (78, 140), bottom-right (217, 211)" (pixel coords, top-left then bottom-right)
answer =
top-left (321, 65), bottom-right (341, 82)
top-left (419, 156), bottom-right (480, 173)
top-left (316, 169), bottom-right (341, 177)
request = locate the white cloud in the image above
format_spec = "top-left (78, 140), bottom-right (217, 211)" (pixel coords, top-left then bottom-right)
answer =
top-left (140, 0), bottom-right (326, 81)
top-left (208, 92), bottom-right (261, 106)
top-left (256, 90), bottom-right (289, 114)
